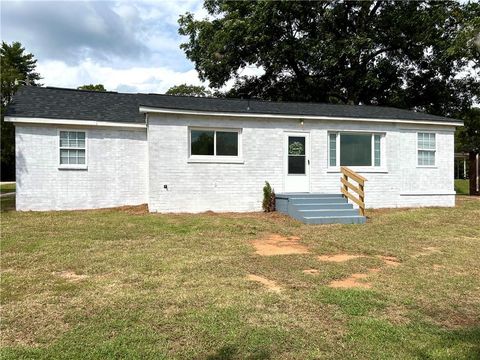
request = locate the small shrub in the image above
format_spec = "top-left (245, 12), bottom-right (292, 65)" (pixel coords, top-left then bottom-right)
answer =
top-left (262, 181), bottom-right (276, 212)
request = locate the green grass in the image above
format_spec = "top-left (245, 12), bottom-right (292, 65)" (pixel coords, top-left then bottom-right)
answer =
top-left (1, 198), bottom-right (480, 359)
top-left (0, 183), bottom-right (15, 194)
top-left (455, 179), bottom-right (470, 195)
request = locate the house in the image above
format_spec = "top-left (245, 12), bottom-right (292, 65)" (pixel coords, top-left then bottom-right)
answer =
top-left (5, 86), bottom-right (462, 223)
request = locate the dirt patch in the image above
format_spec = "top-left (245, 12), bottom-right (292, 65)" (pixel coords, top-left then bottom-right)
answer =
top-left (247, 274), bottom-right (282, 293)
top-left (329, 273), bottom-right (371, 289)
top-left (317, 254), bottom-right (364, 262)
top-left (303, 269), bottom-right (319, 275)
top-left (252, 234), bottom-right (309, 256)
top-left (53, 271), bottom-right (88, 282)
top-left (328, 268), bottom-right (379, 289)
top-left (117, 204), bottom-right (149, 215)
top-left (377, 255), bottom-right (401, 267)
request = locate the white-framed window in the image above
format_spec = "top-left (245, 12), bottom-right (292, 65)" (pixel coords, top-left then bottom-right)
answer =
top-left (417, 132), bottom-right (436, 166)
top-left (59, 130), bottom-right (86, 167)
top-left (188, 127), bottom-right (242, 162)
top-left (328, 132), bottom-right (384, 168)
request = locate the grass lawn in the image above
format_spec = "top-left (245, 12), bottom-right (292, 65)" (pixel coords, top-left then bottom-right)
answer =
top-left (455, 179), bottom-right (470, 195)
top-left (0, 183), bottom-right (15, 194)
top-left (1, 198), bottom-right (479, 359)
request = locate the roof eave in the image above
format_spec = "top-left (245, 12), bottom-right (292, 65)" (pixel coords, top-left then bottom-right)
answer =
top-left (138, 106), bottom-right (463, 127)
top-left (4, 116), bottom-right (147, 129)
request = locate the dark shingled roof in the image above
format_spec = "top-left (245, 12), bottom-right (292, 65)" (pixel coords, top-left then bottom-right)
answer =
top-left (6, 86), bottom-right (461, 124)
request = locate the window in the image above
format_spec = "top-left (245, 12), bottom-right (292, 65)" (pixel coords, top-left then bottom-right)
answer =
top-left (59, 131), bottom-right (86, 166)
top-left (190, 128), bottom-right (240, 158)
top-left (328, 132), bottom-right (383, 167)
top-left (418, 132), bottom-right (435, 166)
top-left (288, 136), bottom-right (306, 174)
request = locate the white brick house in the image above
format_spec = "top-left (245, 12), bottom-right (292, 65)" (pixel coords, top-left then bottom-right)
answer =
top-left (6, 86), bottom-right (462, 214)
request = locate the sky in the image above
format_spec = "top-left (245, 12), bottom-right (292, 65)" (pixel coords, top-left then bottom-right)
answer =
top-left (1, 0), bottom-right (212, 93)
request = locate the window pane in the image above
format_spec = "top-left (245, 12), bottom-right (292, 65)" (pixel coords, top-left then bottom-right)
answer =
top-left (60, 132), bottom-right (69, 147)
top-left (191, 130), bottom-right (214, 155)
top-left (374, 135), bottom-right (381, 166)
top-left (288, 156), bottom-right (306, 174)
top-left (418, 150), bottom-right (435, 166)
top-left (60, 131), bottom-right (85, 149)
top-left (340, 134), bottom-right (372, 166)
top-left (418, 133), bottom-right (435, 150)
top-left (288, 137), bottom-right (305, 155)
top-left (216, 131), bottom-right (238, 156)
top-left (329, 133), bottom-right (337, 166)
top-left (60, 149), bottom-right (69, 164)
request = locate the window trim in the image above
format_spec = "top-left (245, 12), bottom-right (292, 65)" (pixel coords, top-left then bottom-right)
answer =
top-left (416, 132), bottom-right (436, 168)
top-left (58, 129), bottom-right (88, 170)
top-left (188, 127), bottom-right (243, 164)
top-left (328, 131), bottom-right (386, 171)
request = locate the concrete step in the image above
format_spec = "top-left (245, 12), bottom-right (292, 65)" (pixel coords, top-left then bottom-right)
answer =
top-left (290, 197), bottom-right (347, 204)
top-left (291, 203), bottom-right (353, 210)
top-left (303, 215), bottom-right (367, 225)
top-left (295, 208), bottom-right (360, 217)
top-left (276, 193), bottom-right (344, 199)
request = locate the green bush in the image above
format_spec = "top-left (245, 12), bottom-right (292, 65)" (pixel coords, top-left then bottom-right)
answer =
top-left (262, 181), bottom-right (275, 212)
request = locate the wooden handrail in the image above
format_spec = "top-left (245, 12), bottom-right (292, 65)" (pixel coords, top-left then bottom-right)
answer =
top-left (340, 166), bottom-right (367, 216)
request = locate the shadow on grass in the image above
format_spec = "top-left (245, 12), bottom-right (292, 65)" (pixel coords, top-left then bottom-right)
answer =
top-left (206, 345), bottom-right (270, 360)
top-left (0, 195), bottom-right (15, 212)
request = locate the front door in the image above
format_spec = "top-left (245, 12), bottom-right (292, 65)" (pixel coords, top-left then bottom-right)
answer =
top-left (284, 132), bottom-right (310, 192)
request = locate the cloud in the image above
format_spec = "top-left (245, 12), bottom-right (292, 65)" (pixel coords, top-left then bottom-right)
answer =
top-left (36, 59), bottom-right (203, 93)
top-left (0, 0), bottom-right (210, 92)
top-left (1, 1), bottom-right (149, 65)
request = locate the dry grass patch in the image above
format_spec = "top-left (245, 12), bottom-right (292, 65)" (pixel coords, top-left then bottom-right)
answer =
top-left (246, 274), bottom-right (282, 293)
top-left (317, 254), bottom-right (365, 262)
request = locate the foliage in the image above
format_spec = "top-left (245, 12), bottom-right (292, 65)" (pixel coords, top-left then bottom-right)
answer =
top-left (262, 181), bottom-right (275, 212)
top-left (1, 41), bottom-right (41, 180)
top-left (179, 0), bottom-right (479, 116)
top-left (166, 83), bottom-right (212, 97)
top-left (455, 107), bottom-right (480, 154)
top-left (454, 179), bottom-right (470, 195)
top-left (77, 84), bottom-right (107, 92)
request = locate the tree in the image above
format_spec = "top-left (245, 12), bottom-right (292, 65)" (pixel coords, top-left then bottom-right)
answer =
top-left (1, 41), bottom-right (41, 180)
top-left (77, 84), bottom-right (106, 91)
top-left (166, 83), bottom-right (211, 97)
top-left (456, 108), bottom-right (480, 154)
top-left (179, 0), bottom-right (479, 116)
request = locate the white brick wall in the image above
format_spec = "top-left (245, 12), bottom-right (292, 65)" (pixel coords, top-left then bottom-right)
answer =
top-left (148, 114), bottom-right (456, 212)
top-left (15, 115), bottom-right (455, 212)
top-left (16, 125), bottom-right (148, 211)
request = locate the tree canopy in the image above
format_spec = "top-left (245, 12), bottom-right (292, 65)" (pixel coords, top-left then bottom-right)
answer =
top-left (179, 0), bottom-right (479, 117)
top-left (166, 83), bottom-right (212, 97)
top-left (456, 107), bottom-right (480, 154)
top-left (1, 41), bottom-right (41, 180)
top-left (77, 84), bottom-right (107, 91)
top-left (1, 41), bottom-right (41, 106)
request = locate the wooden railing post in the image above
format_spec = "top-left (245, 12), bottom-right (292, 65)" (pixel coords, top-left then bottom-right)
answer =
top-left (340, 166), bottom-right (367, 217)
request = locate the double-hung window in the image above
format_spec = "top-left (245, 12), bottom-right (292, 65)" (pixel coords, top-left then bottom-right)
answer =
top-left (189, 128), bottom-right (241, 161)
top-left (59, 131), bottom-right (86, 167)
top-left (329, 132), bottom-right (383, 168)
top-left (417, 132), bottom-right (436, 166)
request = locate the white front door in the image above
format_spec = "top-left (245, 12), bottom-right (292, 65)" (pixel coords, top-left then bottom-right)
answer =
top-left (284, 132), bottom-right (310, 192)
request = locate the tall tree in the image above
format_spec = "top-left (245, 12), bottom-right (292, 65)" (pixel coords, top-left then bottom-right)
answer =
top-left (1, 42), bottom-right (41, 180)
top-left (166, 84), bottom-right (212, 97)
top-left (179, 0), bottom-right (479, 116)
top-left (77, 84), bottom-right (107, 91)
